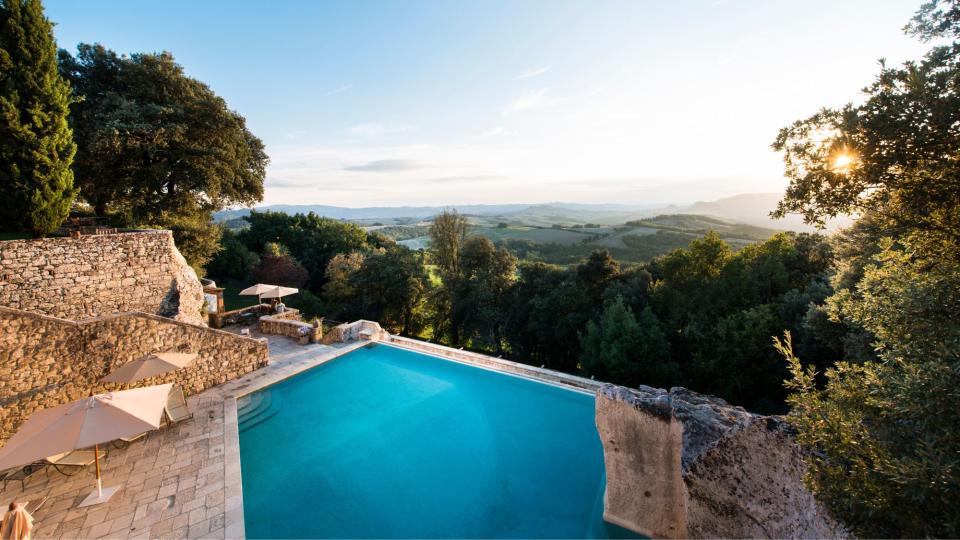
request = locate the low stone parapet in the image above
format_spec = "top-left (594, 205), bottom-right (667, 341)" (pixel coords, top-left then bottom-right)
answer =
top-left (257, 309), bottom-right (320, 343)
top-left (0, 305), bottom-right (269, 443)
top-left (322, 320), bottom-right (389, 344)
top-left (209, 303), bottom-right (268, 329)
top-left (595, 384), bottom-right (847, 539)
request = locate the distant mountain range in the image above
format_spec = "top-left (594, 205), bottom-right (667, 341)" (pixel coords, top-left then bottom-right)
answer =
top-left (214, 202), bottom-right (662, 222)
top-left (675, 193), bottom-right (851, 231)
top-left (214, 193), bottom-right (848, 232)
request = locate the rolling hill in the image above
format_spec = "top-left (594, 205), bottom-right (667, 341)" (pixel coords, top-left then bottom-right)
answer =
top-left (215, 193), bottom-right (835, 265)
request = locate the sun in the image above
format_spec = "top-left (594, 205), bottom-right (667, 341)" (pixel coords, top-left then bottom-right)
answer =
top-left (831, 150), bottom-right (857, 173)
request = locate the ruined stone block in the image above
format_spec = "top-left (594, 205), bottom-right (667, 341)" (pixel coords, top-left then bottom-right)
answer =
top-left (595, 384), bottom-right (847, 539)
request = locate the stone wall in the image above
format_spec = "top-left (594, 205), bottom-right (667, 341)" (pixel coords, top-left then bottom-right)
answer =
top-left (595, 384), bottom-right (847, 539)
top-left (257, 309), bottom-right (320, 342)
top-left (208, 304), bottom-right (267, 329)
top-left (0, 230), bottom-right (205, 326)
top-left (323, 320), bottom-right (390, 344)
top-left (0, 306), bottom-right (268, 444)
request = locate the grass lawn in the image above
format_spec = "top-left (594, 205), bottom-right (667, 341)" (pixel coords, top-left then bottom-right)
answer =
top-left (216, 279), bottom-right (260, 311)
top-left (474, 226), bottom-right (593, 246)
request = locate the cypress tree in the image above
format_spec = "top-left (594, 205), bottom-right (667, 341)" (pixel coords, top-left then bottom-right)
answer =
top-left (0, 0), bottom-right (76, 235)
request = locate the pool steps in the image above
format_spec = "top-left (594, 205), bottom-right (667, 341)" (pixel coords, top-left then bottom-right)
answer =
top-left (237, 389), bottom-right (283, 431)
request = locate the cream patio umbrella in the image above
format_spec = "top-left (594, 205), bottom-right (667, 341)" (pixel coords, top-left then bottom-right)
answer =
top-left (260, 286), bottom-right (299, 299)
top-left (239, 283), bottom-right (277, 304)
top-left (100, 352), bottom-right (198, 385)
top-left (0, 384), bottom-right (173, 507)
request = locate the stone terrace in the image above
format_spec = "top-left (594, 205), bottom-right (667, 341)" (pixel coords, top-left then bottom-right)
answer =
top-left (0, 335), bottom-right (363, 539)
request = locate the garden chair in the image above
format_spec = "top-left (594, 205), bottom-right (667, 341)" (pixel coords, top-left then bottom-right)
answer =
top-left (44, 450), bottom-right (98, 476)
top-left (110, 431), bottom-right (148, 449)
top-left (0, 466), bottom-right (40, 491)
top-left (164, 386), bottom-right (193, 425)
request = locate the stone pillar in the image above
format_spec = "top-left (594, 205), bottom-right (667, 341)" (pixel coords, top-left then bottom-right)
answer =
top-left (310, 317), bottom-right (323, 343)
top-left (595, 383), bottom-right (847, 539)
top-left (596, 386), bottom-right (687, 538)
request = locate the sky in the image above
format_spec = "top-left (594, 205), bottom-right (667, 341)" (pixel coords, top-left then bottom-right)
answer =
top-left (46, 0), bottom-right (929, 208)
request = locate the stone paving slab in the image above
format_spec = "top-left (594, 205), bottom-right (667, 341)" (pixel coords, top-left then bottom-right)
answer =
top-left (0, 334), bottom-right (359, 539)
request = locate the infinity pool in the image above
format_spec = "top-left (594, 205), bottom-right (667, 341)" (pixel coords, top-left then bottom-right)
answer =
top-left (238, 343), bottom-right (634, 538)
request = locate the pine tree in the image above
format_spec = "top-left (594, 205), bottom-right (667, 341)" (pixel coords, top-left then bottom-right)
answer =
top-left (0, 0), bottom-right (76, 235)
top-left (579, 296), bottom-right (679, 389)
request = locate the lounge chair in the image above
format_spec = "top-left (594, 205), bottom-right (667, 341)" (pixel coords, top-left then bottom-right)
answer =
top-left (111, 431), bottom-right (148, 449)
top-left (1, 450), bottom-right (97, 489)
top-left (0, 466), bottom-right (39, 491)
top-left (45, 450), bottom-right (97, 476)
top-left (164, 386), bottom-right (193, 425)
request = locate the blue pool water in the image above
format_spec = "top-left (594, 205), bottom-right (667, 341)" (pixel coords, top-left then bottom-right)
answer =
top-left (238, 343), bottom-right (635, 539)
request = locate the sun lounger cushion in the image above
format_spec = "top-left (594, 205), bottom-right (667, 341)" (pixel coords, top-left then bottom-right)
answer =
top-left (164, 386), bottom-right (193, 423)
top-left (47, 450), bottom-right (96, 466)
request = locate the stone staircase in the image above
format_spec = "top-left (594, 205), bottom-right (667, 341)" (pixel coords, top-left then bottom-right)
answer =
top-left (236, 389), bottom-right (283, 431)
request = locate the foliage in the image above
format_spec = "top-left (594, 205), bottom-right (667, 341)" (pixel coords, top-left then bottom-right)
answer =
top-left (251, 249), bottom-right (309, 289)
top-left (148, 211), bottom-right (224, 275)
top-left (577, 250), bottom-right (619, 302)
top-left (779, 240), bottom-right (960, 537)
top-left (288, 289), bottom-right (326, 320)
top-left (693, 303), bottom-right (789, 413)
top-left (625, 214), bottom-right (776, 241)
top-left (426, 209), bottom-right (469, 343)
top-left (375, 225), bottom-right (428, 242)
top-left (580, 297), bottom-right (678, 389)
top-left (344, 246), bottom-right (431, 335)
top-left (618, 231), bottom-right (716, 261)
top-left (322, 252), bottom-right (364, 310)
top-left (262, 241), bottom-right (290, 258)
top-left (0, 0), bottom-right (76, 235)
top-left (647, 231), bottom-right (834, 412)
top-left (449, 236), bottom-right (516, 351)
top-left (503, 262), bottom-right (585, 371)
top-left (503, 251), bottom-right (621, 372)
top-left (773, 3), bottom-right (960, 535)
top-left (58, 43), bottom-right (267, 266)
top-left (428, 210), bottom-right (468, 277)
top-left (491, 215), bottom-right (778, 267)
top-left (239, 211), bottom-right (369, 291)
top-left (772, 8), bottom-right (960, 246)
top-left (905, 0), bottom-right (960, 40)
top-left (205, 229), bottom-right (259, 280)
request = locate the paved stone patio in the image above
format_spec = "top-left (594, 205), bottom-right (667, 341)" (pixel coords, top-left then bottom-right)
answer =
top-left (0, 334), bottom-right (362, 539)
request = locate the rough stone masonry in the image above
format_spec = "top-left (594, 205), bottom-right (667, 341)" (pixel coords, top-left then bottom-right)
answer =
top-left (0, 230), bottom-right (267, 443)
top-left (595, 383), bottom-right (848, 539)
top-left (0, 230), bottom-right (205, 325)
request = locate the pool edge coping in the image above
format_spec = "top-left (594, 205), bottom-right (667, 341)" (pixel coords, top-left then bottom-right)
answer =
top-left (386, 335), bottom-right (604, 395)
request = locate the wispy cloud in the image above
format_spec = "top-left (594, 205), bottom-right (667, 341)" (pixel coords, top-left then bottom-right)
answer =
top-left (321, 84), bottom-right (353, 97)
top-left (479, 127), bottom-right (504, 138)
top-left (343, 159), bottom-right (424, 172)
top-left (515, 66), bottom-right (550, 80)
top-left (266, 177), bottom-right (314, 188)
top-left (346, 123), bottom-right (414, 137)
top-left (283, 130), bottom-right (308, 140)
top-left (427, 175), bottom-right (505, 183)
top-left (503, 89), bottom-right (558, 116)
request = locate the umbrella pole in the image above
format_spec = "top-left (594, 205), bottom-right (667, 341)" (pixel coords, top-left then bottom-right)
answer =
top-left (94, 443), bottom-right (102, 497)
